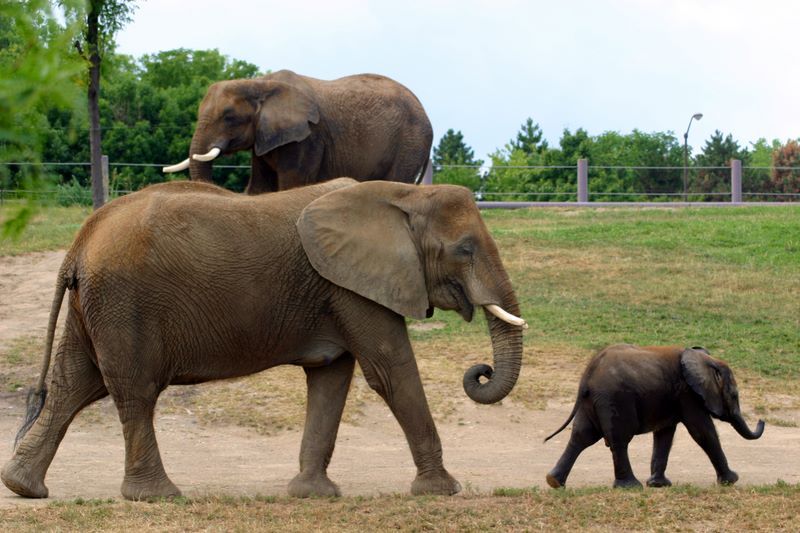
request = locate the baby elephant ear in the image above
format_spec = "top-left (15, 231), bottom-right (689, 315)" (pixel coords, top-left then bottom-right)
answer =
top-left (680, 348), bottom-right (724, 417)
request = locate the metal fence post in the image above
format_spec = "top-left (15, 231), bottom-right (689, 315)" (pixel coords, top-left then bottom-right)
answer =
top-left (101, 155), bottom-right (110, 203)
top-left (730, 159), bottom-right (742, 203)
top-left (577, 158), bottom-right (588, 202)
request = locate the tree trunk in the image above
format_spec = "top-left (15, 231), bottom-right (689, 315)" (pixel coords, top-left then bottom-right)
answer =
top-left (87, 5), bottom-right (104, 210)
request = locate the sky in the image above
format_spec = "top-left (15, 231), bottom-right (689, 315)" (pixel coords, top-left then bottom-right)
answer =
top-left (115, 0), bottom-right (800, 162)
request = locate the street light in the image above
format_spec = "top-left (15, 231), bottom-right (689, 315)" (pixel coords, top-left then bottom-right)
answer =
top-left (682, 113), bottom-right (703, 201)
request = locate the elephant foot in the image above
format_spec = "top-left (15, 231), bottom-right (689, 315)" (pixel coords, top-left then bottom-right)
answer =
top-left (717, 470), bottom-right (739, 486)
top-left (646, 475), bottom-right (672, 488)
top-left (411, 468), bottom-right (461, 496)
top-left (613, 477), bottom-right (643, 489)
top-left (1, 460), bottom-right (48, 498)
top-left (121, 475), bottom-right (181, 501)
top-left (546, 471), bottom-right (566, 489)
top-left (287, 471), bottom-right (341, 498)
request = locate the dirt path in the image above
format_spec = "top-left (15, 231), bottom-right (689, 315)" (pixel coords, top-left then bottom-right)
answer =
top-left (0, 252), bottom-right (797, 507)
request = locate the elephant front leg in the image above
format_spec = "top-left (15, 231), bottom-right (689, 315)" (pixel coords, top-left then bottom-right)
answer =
top-left (288, 354), bottom-right (355, 498)
top-left (357, 347), bottom-right (460, 496)
top-left (683, 411), bottom-right (738, 485)
top-left (647, 425), bottom-right (676, 487)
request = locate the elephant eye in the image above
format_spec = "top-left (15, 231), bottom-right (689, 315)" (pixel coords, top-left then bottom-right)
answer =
top-left (454, 238), bottom-right (475, 257)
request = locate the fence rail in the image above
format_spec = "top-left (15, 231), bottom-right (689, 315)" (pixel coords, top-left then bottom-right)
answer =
top-left (1, 159), bottom-right (798, 207)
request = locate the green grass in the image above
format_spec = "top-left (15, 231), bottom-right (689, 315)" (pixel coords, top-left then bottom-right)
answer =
top-left (0, 202), bottom-right (90, 255)
top-left (1, 484), bottom-right (799, 532)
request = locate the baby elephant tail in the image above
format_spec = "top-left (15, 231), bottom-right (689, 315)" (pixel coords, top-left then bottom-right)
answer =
top-left (543, 389), bottom-right (584, 443)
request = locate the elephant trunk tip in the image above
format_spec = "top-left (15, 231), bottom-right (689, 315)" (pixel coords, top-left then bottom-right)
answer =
top-left (462, 363), bottom-right (498, 405)
top-left (733, 414), bottom-right (765, 440)
top-left (750, 419), bottom-right (766, 440)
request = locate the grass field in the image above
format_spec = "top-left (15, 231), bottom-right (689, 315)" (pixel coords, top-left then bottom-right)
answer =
top-left (1, 201), bottom-right (799, 531)
top-left (1, 485), bottom-right (799, 532)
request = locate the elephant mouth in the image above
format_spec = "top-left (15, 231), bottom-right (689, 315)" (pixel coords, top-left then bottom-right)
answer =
top-left (448, 280), bottom-right (474, 322)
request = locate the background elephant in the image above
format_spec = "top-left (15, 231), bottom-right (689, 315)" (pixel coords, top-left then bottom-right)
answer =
top-left (163, 70), bottom-right (433, 193)
top-left (2, 179), bottom-right (525, 501)
top-left (545, 344), bottom-right (764, 489)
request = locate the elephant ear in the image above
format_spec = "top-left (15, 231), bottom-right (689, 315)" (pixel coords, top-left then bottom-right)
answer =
top-left (255, 82), bottom-right (320, 156)
top-left (297, 182), bottom-right (429, 319)
top-left (680, 348), bottom-right (724, 417)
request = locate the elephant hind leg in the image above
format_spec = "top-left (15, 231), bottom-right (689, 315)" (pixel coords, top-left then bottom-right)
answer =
top-left (599, 402), bottom-right (642, 489)
top-left (647, 425), bottom-right (676, 487)
top-left (288, 353), bottom-right (355, 498)
top-left (546, 410), bottom-right (601, 488)
top-left (2, 315), bottom-right (108, 498)
top-left (103, 367), bottom-right (178, 501)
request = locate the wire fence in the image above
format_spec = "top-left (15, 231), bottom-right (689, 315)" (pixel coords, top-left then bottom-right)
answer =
top-left (1, 160), bottom-right (798, 206)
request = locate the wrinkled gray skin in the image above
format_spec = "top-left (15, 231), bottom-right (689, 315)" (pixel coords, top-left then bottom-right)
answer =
top-left (545, 345), bottom-right (765, 489)
top-left (1, 179), bottom-right (525, 501)
top-left (168, 69), bottom-right (432, 193)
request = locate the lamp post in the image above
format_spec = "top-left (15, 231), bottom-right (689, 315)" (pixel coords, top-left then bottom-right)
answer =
top-left (682, 113), bottom-right (703, 201)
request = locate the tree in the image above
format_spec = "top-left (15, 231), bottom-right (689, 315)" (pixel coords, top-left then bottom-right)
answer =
top-left (588, 130), bottom-right (683, 199)
top-left (771, 140), bottom-right (800, 195)
top-left (432, 129), bottom-right (483, 191)
top-left (103, 49), bottom-right (261, 191)
top-left (694, 130), bottom-right (750, 199)
top-left (509, 117), bottom-right (548, 156)
top-left (74, 0), bottom-right (137, 209)
top-left (1, 0), bottom-right (84, 237)
top-left (748, 138), bottom-right (781, 194)
top-left (31, 48), bottom-right (262, 192)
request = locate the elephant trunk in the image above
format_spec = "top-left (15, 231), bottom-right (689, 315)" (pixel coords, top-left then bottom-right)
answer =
top-left (730, 411), bottom-right (765, 440)
top-left (189, 132), bottom-right (216, 182)
top-left (462, 288), bottom-right (524, 405)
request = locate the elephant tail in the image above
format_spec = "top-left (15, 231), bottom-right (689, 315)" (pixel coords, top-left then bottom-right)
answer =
top-left (543, 388), bottom-right (584, 443)
top-left (14, 262), bottom-right (74, 449)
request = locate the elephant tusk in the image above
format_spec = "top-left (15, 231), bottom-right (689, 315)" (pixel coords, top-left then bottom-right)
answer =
top-left (192, 147), bottom-right (221, 162)
top-left (162, 158), bottom-right (190, 173)
top-left (486, 304), bottom-right (528, 329)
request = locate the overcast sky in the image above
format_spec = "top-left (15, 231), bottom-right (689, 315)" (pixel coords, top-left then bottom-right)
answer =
top-left (116, 0), bottom-right (800, 161)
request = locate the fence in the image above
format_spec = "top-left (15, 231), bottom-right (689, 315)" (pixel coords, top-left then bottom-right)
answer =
top-left (1, 159), bottom-right (799, 207)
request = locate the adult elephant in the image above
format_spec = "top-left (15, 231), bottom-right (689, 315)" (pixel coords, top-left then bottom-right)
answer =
top-left (2, 179), bottom-right (526, 501)
top-left (545, 345), bottom-right (765, 489)
top-left (162, 70), bottom-right (433, 193)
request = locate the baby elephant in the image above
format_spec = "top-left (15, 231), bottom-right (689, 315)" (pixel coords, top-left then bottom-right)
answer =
top-left (545, 344), bottom-right (765, 489)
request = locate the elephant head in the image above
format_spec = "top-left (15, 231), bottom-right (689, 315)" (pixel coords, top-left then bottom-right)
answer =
top-left (297, 182), bottom-right (526, 405)
top-left (163, 76), bottom-right (319, 181)
top-left (681, 348), bottom-right (765, 440)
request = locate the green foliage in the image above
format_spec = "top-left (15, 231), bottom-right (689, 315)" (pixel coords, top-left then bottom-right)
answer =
top-left (40, 48), bottom-right (262, 191)
top-left (509, 117), bottom-right (548, 155)
top-left (0, 0), bottom-right (85, 238)
top-left (486, 124), bottom-right (684, 201)
top-left (432, 128), bottom-right (483, 191)
top-left (771, 139), bottom-right (800, 194)
top-left (694, 130), bottom-right (751, 199)
top-left (747, 138), bottom-right (782, 195)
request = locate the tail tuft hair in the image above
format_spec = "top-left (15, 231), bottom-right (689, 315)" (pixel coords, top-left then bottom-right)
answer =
top-left (14, 387), bottom-right (47, 450)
